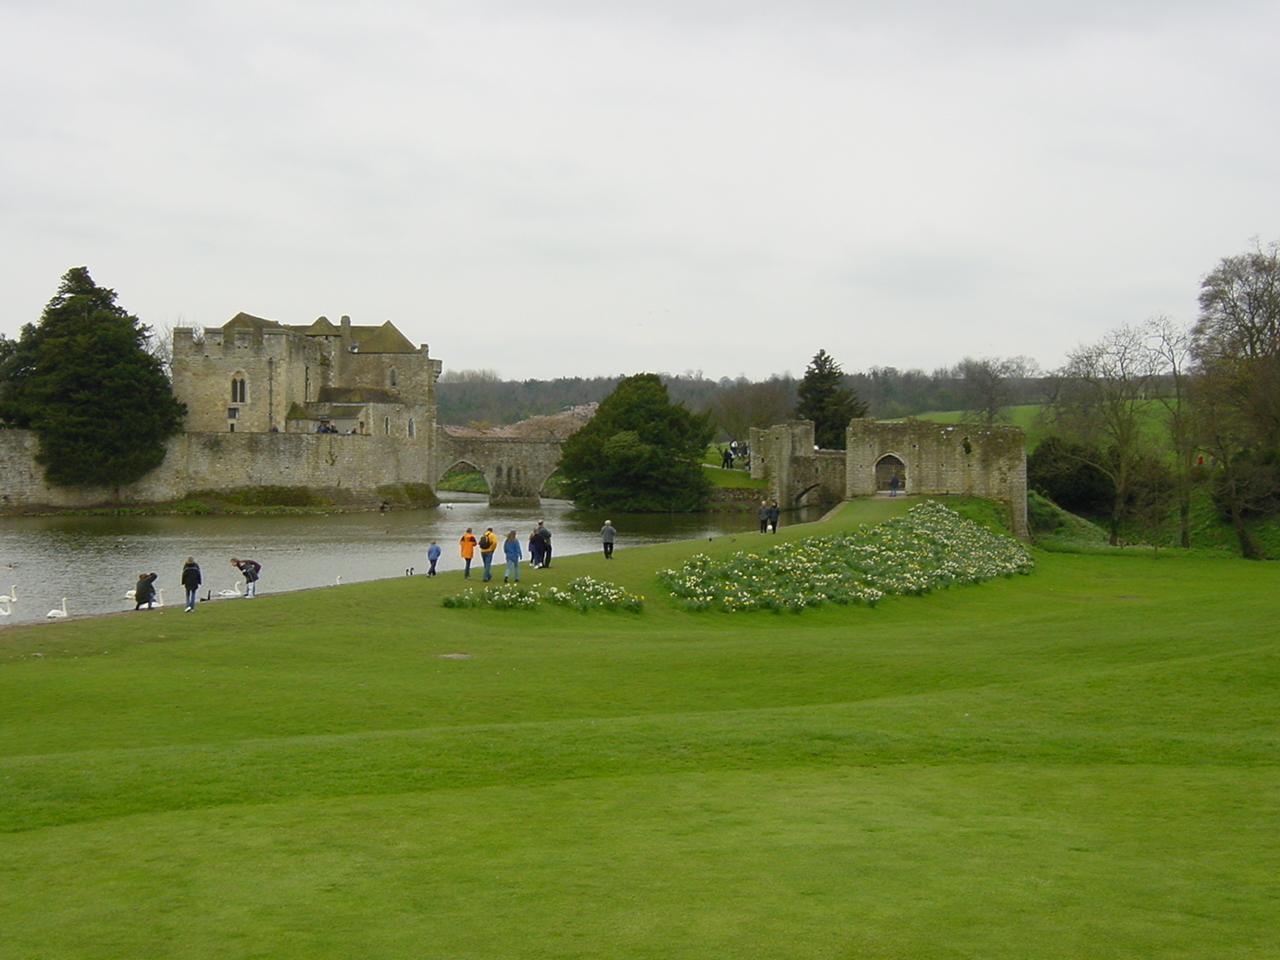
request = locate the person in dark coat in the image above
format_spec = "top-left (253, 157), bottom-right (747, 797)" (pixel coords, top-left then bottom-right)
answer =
top-left (600, 521), bottom-right (617, 559)
top-left (134, 572), bottom-right (158, 610)
top-left (528, 528), bottom-right (544, 569)
top-left (230, 557), bottom-right (261, 597)
top-left (536, 521), bottom-right (553, 568)
top-left (181, 557), bottom-right (201, 612)
top-left (767, 501), bottom-right (780, 533)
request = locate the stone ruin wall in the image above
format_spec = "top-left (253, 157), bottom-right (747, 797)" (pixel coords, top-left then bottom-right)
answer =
top-left (751, 418), bottom-right (1029, 540)
top-left (845, 419), bottom-right (1028, 538)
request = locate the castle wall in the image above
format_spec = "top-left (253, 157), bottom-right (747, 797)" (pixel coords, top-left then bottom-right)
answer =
top-left (0, 429), bottom-right (437, 508)
top-left (172, 326), bottom-right (329, 433)
top-left (750, 418), bottom-right (1028, 539)
top-left (845, 418), bottom-right (1028, 538)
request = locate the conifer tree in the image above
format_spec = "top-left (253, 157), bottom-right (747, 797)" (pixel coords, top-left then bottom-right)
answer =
top-left (558, 373), bottom-right (713, 511)
top-left (794, 349), bottom-right (867, 449)
top-left (0, 268), bottom-right (186, 492)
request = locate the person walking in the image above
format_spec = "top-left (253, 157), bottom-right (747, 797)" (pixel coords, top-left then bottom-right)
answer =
top-left (459, 528), bottom-right (478, 579)
top-left (181, 557), bottom-right (201, 612)
top-left (889, 473), bottom-right (900, 497)
top-left (767, 500), bottom-right (780, 533)
top-left (478, 527), bottom-right (498, 582)
top-left (133, 572), bottom-right (158, 610)
top-left (230, 557), bottom-right (261, 597)
top-left (503, 530), bottom-right (522, 583)
top-left (758, 501), bottom-right (770, 534)
top-left (528, 528), bottom-right (544, 569)
top-left (426, 540), bottom-right (441, 577)
top-left (536, 520), bottom-right (553, 568)
top-left (601, 520), bottom-right (616, 559)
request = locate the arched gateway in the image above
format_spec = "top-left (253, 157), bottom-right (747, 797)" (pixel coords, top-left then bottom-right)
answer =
top-left (750, 418), bottom-right (1028, 540)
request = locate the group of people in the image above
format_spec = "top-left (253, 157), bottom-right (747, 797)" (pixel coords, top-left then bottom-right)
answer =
top-left (132, 557), bottom-right (261, 612)
top-left (720, 440), bottom-right (750, 470)
top-left (444, 520), bottom-right (556, 583)
top-left (425, 518), bottom-right (618, 581)
top-left (758, 500), bottom-right (781, 533)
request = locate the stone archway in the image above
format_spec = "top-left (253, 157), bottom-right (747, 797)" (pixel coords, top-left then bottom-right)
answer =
top-left (874, 454), bottom-right (906, 494)
top-left (433, 434), bottom-right (565, 507)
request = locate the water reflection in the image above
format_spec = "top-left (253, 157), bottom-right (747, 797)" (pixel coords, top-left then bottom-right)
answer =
top-left (0, 497), bottom-right (824, 624)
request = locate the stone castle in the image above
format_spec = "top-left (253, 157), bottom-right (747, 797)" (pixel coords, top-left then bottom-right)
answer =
top-left (0, 311), bottom-right (563, 509)
top-left (0, 310), bottom-right (1028, 524)
top-left (171, 312), bottom-right (440, 438)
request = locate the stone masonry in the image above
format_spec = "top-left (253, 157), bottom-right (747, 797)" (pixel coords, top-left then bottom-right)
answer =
top-left (751, 417), bottom-right (1029, 539)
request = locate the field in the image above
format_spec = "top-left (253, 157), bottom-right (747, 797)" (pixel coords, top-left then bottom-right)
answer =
top-left (1, 497), bottom-right (1277, 959)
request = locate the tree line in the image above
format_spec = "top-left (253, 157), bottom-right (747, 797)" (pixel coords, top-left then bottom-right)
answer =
top-left (437, 357), bottom-right (1050, 431)
top-left (1031, 240), bottom-right (1280, 558)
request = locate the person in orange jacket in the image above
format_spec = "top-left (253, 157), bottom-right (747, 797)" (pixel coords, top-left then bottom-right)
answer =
top-left (459, 528), bottom-right (478, 579)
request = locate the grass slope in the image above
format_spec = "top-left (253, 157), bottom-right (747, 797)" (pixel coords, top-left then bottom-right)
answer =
top-left (1, 497), bottom-right (1277, 959)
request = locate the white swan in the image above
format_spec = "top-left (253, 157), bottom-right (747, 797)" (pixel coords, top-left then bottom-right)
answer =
top-left (46, 598), bottom-right (68, 619)
top-left (218, 582), bottom-right (244, 598)
top-left (0, 585), bottom-right (16, 603)
top-left (124, 588), bottom-right (135, 599)
top-left (0, 599), bottom-right (11, 616)
top-left (152, 589), bottom-right (165, 607)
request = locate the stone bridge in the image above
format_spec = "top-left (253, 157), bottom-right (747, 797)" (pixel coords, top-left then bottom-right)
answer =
top-left (434, 433), bottom-right (565, 506)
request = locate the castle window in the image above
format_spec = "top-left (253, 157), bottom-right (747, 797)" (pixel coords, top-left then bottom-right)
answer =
top-left (408, 418), bottom-right (415, 438)
top-left (227, 408), bottom-right (239, 419)
top-left (389, 368), bottom-right (397, 387)
top-left (231, 376), bottom-right (246, 403)
top-left (384, 416), bottom-right (391, 435)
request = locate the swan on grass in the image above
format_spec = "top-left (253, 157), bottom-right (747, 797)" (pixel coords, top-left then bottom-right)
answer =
top-left (46, 598), bottom-right (68, 619)
top-left (218, 583), bottom-right (243, 598)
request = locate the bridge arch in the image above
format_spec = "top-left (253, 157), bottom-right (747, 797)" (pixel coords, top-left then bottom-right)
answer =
top-left (433, 433), bottom-right (564, 506)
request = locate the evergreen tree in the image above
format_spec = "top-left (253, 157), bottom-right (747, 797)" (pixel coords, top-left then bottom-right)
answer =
top-left (794, 349), bottom-right (867, 449)
top-left (0, 268), bottom-right (186, 492)
top-left (557, 373), bottom-right (713, 512)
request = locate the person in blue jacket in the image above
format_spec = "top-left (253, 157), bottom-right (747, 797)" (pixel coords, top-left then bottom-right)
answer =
top-left (503, 530), bottom-right (522, 583)
top-left (426, 540), bottom-right (442, 577)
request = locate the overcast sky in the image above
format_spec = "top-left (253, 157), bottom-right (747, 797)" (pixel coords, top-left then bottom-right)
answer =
top-left (3, 1), bottom-right (1278, 381)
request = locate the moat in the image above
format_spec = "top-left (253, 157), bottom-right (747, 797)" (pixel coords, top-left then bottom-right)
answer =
top-left (0, 497), bottom-right (825, 624)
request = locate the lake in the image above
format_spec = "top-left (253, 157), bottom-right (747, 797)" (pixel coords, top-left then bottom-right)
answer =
top-left (0, 497), bottom-right (819, 624)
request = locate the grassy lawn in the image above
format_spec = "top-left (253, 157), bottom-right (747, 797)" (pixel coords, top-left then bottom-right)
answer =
top-left (1, 497), bottom-right (1277, 959)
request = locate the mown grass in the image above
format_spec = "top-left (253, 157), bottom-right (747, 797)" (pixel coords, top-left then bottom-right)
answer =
top-left (1, 496), bottom-right (1277, 959)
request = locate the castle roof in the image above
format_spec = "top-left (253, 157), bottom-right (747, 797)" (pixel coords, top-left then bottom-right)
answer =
top-left (350, 320), bottom-right (418, 354)
top-left (217, 313), bottom-right (419, 353)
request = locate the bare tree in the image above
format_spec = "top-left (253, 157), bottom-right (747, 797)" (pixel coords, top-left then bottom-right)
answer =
top-left (1047, 325), bottom-right (1164, 545)
top-left (954, 355), bottom-right (1040, 424)
top-left (1145, 317), bottom-right (1198, 548)
top-left (708, 378), bottom-right (795, 441)
top-left (1190, 240), bottom-right (1280, 558)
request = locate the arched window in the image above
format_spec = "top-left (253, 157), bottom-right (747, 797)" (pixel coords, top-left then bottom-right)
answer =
top-left (231, 375), bottom-right (246, 403)
top-left (389, 368), bottom-right (398, 387)
top-left (407, 418), bottom-right (416, 438)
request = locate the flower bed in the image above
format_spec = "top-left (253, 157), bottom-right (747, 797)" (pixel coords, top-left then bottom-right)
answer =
top-left (546, 577), bottom-right (645, 612)
top-left (657, 500), bottom-right (1034, 612)
top-left (441, 577), bottom-right (643, 613)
